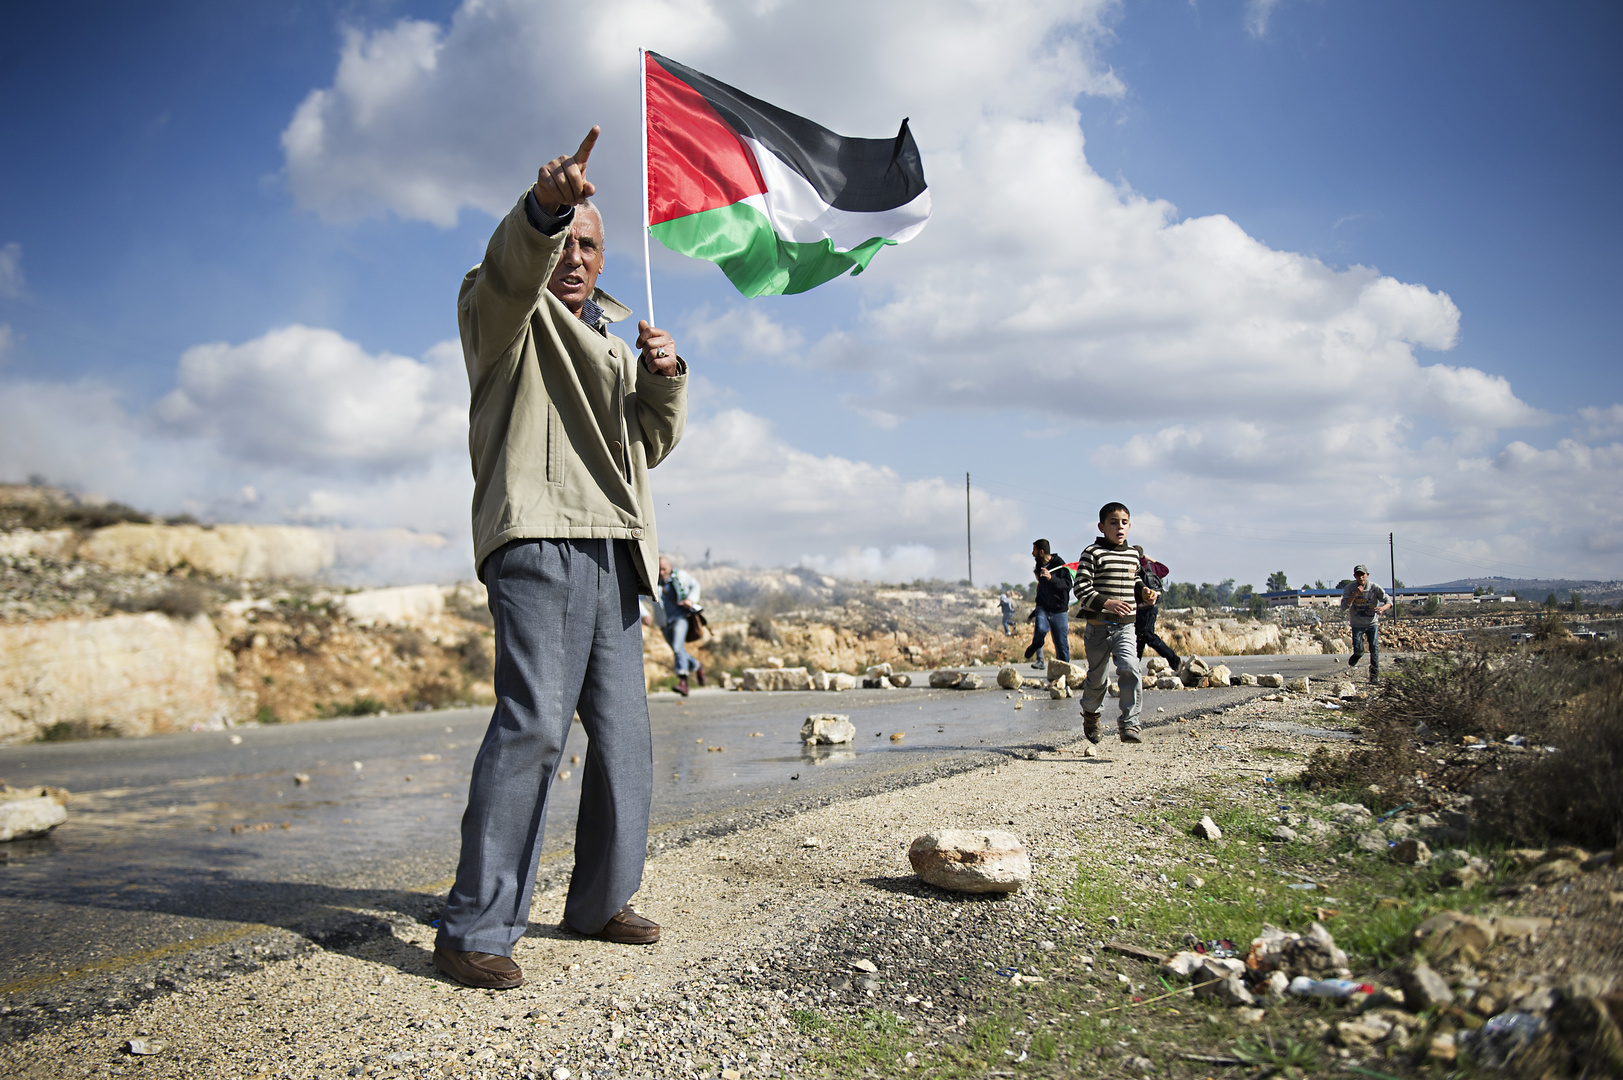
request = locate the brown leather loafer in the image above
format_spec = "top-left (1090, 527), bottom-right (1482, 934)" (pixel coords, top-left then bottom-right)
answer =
top-left (567, 905), bottom-right (661, 945)
top-left (433, 944), bottom-right (524, 989)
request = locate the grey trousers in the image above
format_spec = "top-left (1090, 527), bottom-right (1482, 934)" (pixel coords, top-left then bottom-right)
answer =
top-left (1080, 621), bottom-right (1142, 728)
top-left (439, 538), bottom-right (652, 955)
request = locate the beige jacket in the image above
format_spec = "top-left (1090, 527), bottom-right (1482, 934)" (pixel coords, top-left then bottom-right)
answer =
top-left (459, 194), bottom-right (686, 593)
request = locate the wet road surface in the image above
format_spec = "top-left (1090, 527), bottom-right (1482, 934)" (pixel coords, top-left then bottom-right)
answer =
top-left (0, 654), bottom-right (1354, 999)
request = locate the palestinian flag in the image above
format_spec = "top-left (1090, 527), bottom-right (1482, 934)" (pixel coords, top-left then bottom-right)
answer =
top-left (643, 51), bottom-right (930, 297)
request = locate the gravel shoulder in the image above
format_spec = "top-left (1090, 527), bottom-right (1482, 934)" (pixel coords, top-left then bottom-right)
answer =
top-left (1, 693), bottom-right (1373, 1079)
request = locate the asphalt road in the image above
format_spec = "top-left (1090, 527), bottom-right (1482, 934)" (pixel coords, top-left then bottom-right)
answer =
top-left (0, 654), bottom-right (1354, 1002)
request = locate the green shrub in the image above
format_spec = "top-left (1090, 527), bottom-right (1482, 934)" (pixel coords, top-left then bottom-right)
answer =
top-left (326, 697), bottom-right (387, 717)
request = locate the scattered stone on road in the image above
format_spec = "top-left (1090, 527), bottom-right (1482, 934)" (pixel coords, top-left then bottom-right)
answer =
top-left (742, 667), bottom-right (813, 692)
top-left (0, 795), bottom-right (68, 842)
top-left (907, 829), bottom-right (1031, 893)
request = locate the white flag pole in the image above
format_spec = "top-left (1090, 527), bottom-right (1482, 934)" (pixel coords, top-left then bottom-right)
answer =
top-left (640, 47), bottom-right (656, 328)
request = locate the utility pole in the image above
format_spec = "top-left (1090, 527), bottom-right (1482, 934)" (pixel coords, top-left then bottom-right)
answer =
top-left (1389, 532), bottom-right (1398, 621)
top-left (965, 472), bottom-right (973, 587)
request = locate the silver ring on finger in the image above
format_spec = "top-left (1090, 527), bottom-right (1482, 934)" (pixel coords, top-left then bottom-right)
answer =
top-left (654, 347), bottom-right (666, 358)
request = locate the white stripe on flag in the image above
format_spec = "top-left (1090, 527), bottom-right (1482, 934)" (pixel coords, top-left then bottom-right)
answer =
top-left (741, 136), bottom-right (932, 252)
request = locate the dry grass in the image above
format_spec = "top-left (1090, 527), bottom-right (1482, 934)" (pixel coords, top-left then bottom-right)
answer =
top-left (1304, 642), bottom-right (1623, 849)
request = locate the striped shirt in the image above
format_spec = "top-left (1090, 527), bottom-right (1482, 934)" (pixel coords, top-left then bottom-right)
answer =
top-left (1072, 538), bottom-right (1145, 622)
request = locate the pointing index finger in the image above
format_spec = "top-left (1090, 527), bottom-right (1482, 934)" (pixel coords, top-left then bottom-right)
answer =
top-left (574, 125), bottom-right (600, 165)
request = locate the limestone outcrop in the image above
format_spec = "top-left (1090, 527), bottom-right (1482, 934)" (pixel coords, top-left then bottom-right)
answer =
top-left (77, 523), bottom-right (338, 580)
top-left (0, 612), bottom-right (241, 743)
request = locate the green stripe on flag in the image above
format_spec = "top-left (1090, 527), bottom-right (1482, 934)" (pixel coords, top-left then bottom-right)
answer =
top-left (650, 201), bottom-right (893, 297)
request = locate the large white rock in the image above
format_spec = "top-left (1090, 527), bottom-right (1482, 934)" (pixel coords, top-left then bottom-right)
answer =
top-left (1256, 674), bottom-right (1285, 688)
top-left (1286, 676), bottom-right (1311, 693)
top-left (0, 796), bottom-right (68, 842)
top-left (1193, 957), bottom-right (1256, 1006)
top-left (929, 670), bottom-right (965, 688)
top-left (996, 666), bottom-right (1023, 690)
top-left (77, 523), bottom-right (337, 580)
top-left (888, 673), bottom-right (912, 688)
top-left (907, 830), bottom-right (1031, 893)
top-left (0, 528), bottom-right (80, 560)
top-left (1161, 951), bottom-right (1206, 979)
top-left (1047, 659), bottom-right (1084, 682)
top-left (740, 667), bottom-right (814, 692)
top-left (1145, 656), bottom-right (1172, 676)
top-left (829, 672), bottom-right (858, 691)
top-left (956, 673), bottom-right (984, 690)
top-left (800, 714), bottom-right (856, 745)
top-left (0, 612), bottom-right (241, 743)
top-left (1155, 675), bottom-right (1182, 690)
top-left (1179, 656), bottom-right (1212, 686)
top-left (339, 584), bottom-right (446, 627)
top-left (865, 663), bottom-right (893, 678)
top-left (1207, 664), bottom-right (1233, 686)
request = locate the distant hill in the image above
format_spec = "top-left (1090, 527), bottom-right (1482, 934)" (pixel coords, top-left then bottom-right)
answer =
top-left (1422, 576), bottom-right (1623, 605)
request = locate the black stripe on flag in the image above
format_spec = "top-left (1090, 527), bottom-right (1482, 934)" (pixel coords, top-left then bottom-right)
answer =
top-left (649, 52), bottom-right (926, 214)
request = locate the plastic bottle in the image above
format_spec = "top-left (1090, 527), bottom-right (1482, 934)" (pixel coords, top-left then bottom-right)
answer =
top-left (1287, 976), bottom-right (1371, 999)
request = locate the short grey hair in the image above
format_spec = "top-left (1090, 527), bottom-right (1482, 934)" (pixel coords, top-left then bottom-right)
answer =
top-left (577, 199), bottom-right (605, 247)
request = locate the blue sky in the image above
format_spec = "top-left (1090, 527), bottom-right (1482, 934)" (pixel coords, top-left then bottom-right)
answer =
top-left (2, 1), bottom-right (1619, 590)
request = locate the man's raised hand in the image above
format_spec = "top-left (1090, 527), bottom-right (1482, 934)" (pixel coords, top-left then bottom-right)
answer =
top-left (638, 320), bottom-right (681, 376)
top-left (533, 126), bottom-right (600, 214)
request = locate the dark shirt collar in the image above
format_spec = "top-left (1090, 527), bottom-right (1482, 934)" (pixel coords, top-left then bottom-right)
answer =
top-left (579, 296), bottom-right (607, 336)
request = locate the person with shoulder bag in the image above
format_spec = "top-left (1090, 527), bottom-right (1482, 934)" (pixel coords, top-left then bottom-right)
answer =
top-left (658, 555), bottom-right (705, 695)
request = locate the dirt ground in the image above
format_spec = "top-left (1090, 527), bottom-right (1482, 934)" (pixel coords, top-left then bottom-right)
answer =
top-left (5, 686), bottom-right (1616, 1080)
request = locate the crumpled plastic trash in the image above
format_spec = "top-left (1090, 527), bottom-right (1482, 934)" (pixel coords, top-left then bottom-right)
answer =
top-left (1459, 1010), bottom-right (1545, 1067)
top-left (1505, 734), bottom-right (1528, 746)
top-left (1192, 939), bottom-right (1237, 958)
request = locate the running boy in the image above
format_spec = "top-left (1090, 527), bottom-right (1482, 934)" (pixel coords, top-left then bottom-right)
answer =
top-left (1072, 503), bottom-right (1154, 744)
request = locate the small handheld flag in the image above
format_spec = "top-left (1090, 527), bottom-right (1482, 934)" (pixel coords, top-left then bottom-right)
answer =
top-left (642, 51), bottom-right (930, 298)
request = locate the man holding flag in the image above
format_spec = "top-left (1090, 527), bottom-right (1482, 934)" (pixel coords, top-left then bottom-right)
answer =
top-left (435, 51), bottom-right (926, 989)
top-left (435, 127), bottom-right (685, 989)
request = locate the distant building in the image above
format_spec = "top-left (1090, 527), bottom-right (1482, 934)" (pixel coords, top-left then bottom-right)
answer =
top-left (1393, 587), bottom-right (1475, 603)
top-left (1262, 589), bottom-right (1342, 609)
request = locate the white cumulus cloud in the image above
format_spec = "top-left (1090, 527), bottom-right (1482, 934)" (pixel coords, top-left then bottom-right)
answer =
top-left (154, 326), bottom-right (466, 472)
top-left (652, 407), bottom-right (1023, 578)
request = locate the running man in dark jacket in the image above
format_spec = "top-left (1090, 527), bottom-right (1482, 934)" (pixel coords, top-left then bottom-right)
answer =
top-left (1024, 539), bottom-right (1073, 667)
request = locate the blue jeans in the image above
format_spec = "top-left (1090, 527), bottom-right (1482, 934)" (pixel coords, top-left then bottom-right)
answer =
top-left (1030, 608), bottom-right (1070, 662)
top-left (661, 617), bottom-right (697, 675)
top-left (1349, 624), bottom-right (1379, 677)
top-left (1081, 622), bottom-right (1141, 728)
